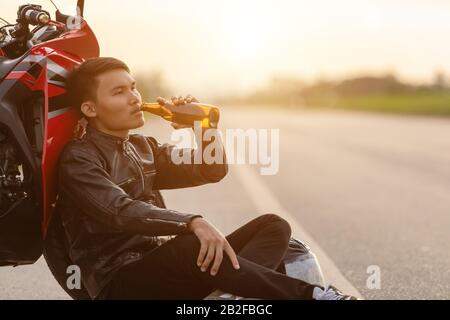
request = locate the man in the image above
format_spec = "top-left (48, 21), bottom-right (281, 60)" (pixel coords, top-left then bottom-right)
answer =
top-left (56, 57), bottom-right (356, 300)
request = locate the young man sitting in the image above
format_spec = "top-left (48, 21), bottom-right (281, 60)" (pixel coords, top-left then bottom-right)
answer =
top-left (55, 56), bottom-right (357, 300)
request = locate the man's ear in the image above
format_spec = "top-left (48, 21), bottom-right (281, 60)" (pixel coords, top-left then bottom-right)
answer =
top-left (80, 101), bottom-right (97, 118)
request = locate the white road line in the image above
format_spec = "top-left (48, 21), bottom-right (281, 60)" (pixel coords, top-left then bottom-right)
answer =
top-left (233, 164), bottom-right (363, 299)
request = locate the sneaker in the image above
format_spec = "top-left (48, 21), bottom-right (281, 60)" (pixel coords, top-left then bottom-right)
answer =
top-left (313, 285), bottom-right (359, 300)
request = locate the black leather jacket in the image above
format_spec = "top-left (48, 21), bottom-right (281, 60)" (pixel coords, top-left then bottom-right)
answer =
top-left (52, 125), bottom-right (228, 299)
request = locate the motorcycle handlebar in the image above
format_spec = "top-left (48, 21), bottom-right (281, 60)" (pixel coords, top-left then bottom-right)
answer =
top-left (17, 5), bottom-right (50, 26)
top-left (23, 9), bottom-right (50, 26)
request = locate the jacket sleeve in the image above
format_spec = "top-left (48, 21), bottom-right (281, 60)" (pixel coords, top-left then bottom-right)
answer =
top-left (147, 128), bottom-right (228, 190)
top-left (58, 146), bottom-right (202, 236)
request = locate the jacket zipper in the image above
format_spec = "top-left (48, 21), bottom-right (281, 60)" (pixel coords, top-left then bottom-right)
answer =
top-left (123, 142), bottom-right (145, 194)
top-left (117, 176), bottom-right (137, 187)
top-left (121, 143), bottom-right (186, 228)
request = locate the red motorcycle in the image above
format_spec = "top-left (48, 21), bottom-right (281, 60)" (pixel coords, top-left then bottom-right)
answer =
top-left (0, 1), bottom-right (324, 299)
top-left (0, 0), bottom-right (97, 264)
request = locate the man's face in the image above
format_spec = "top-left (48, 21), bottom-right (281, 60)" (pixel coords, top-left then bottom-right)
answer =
top-left (89, 69), bottom-right (145, 133)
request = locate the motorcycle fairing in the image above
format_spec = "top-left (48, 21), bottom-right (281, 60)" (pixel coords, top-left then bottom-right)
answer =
top-left (0, 18), bottom-right (99, 266)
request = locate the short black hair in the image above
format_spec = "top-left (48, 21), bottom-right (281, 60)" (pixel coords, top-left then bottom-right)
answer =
top-left (65, 57), bottom-right (130, 114)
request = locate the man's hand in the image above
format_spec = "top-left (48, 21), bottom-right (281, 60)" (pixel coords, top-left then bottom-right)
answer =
top-left (156, 94), bottom-right (199, 130)
top-left (188, 217), bottom-right (240, 276)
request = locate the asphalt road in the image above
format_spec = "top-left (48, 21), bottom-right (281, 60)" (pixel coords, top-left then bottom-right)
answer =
top-left (220, 106), bottom-right (450, 299)
top-left (1, 106), bottom-right (449, 299)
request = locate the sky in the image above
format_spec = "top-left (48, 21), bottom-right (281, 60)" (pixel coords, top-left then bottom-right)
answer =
top-left (3, 0), bottom-right (450, 98)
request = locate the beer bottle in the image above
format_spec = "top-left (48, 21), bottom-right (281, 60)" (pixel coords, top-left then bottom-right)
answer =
top-left (141, 102), bottom-right (220, 129)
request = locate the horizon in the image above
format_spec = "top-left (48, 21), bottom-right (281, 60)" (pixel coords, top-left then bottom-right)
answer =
top-left (3, 0), bottom-right (450, 99)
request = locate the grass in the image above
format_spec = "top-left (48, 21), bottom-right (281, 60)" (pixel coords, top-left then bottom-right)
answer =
top-left (303, 92), bottom-right (450, 116)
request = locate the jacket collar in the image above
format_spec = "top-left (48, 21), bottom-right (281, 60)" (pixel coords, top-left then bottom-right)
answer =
top-left (85, 125), bottom-right (129, 148)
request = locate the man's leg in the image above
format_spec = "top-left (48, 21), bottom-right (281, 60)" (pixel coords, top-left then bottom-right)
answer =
top-left (100, 215), bottom-right (315, 299)
top-left (225, 213), bottom-right (291, 270)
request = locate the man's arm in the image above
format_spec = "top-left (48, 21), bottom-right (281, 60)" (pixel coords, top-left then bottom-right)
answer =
top-left (58, 146), bottom-right (202, 236)
top-left (147, 127), bottom-right (228, 190)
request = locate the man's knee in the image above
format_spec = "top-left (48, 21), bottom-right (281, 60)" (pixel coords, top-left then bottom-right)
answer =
top-left (172, 233), bottom-right (202, 260)
top-left (259, 213), bottom-right (292, 238)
